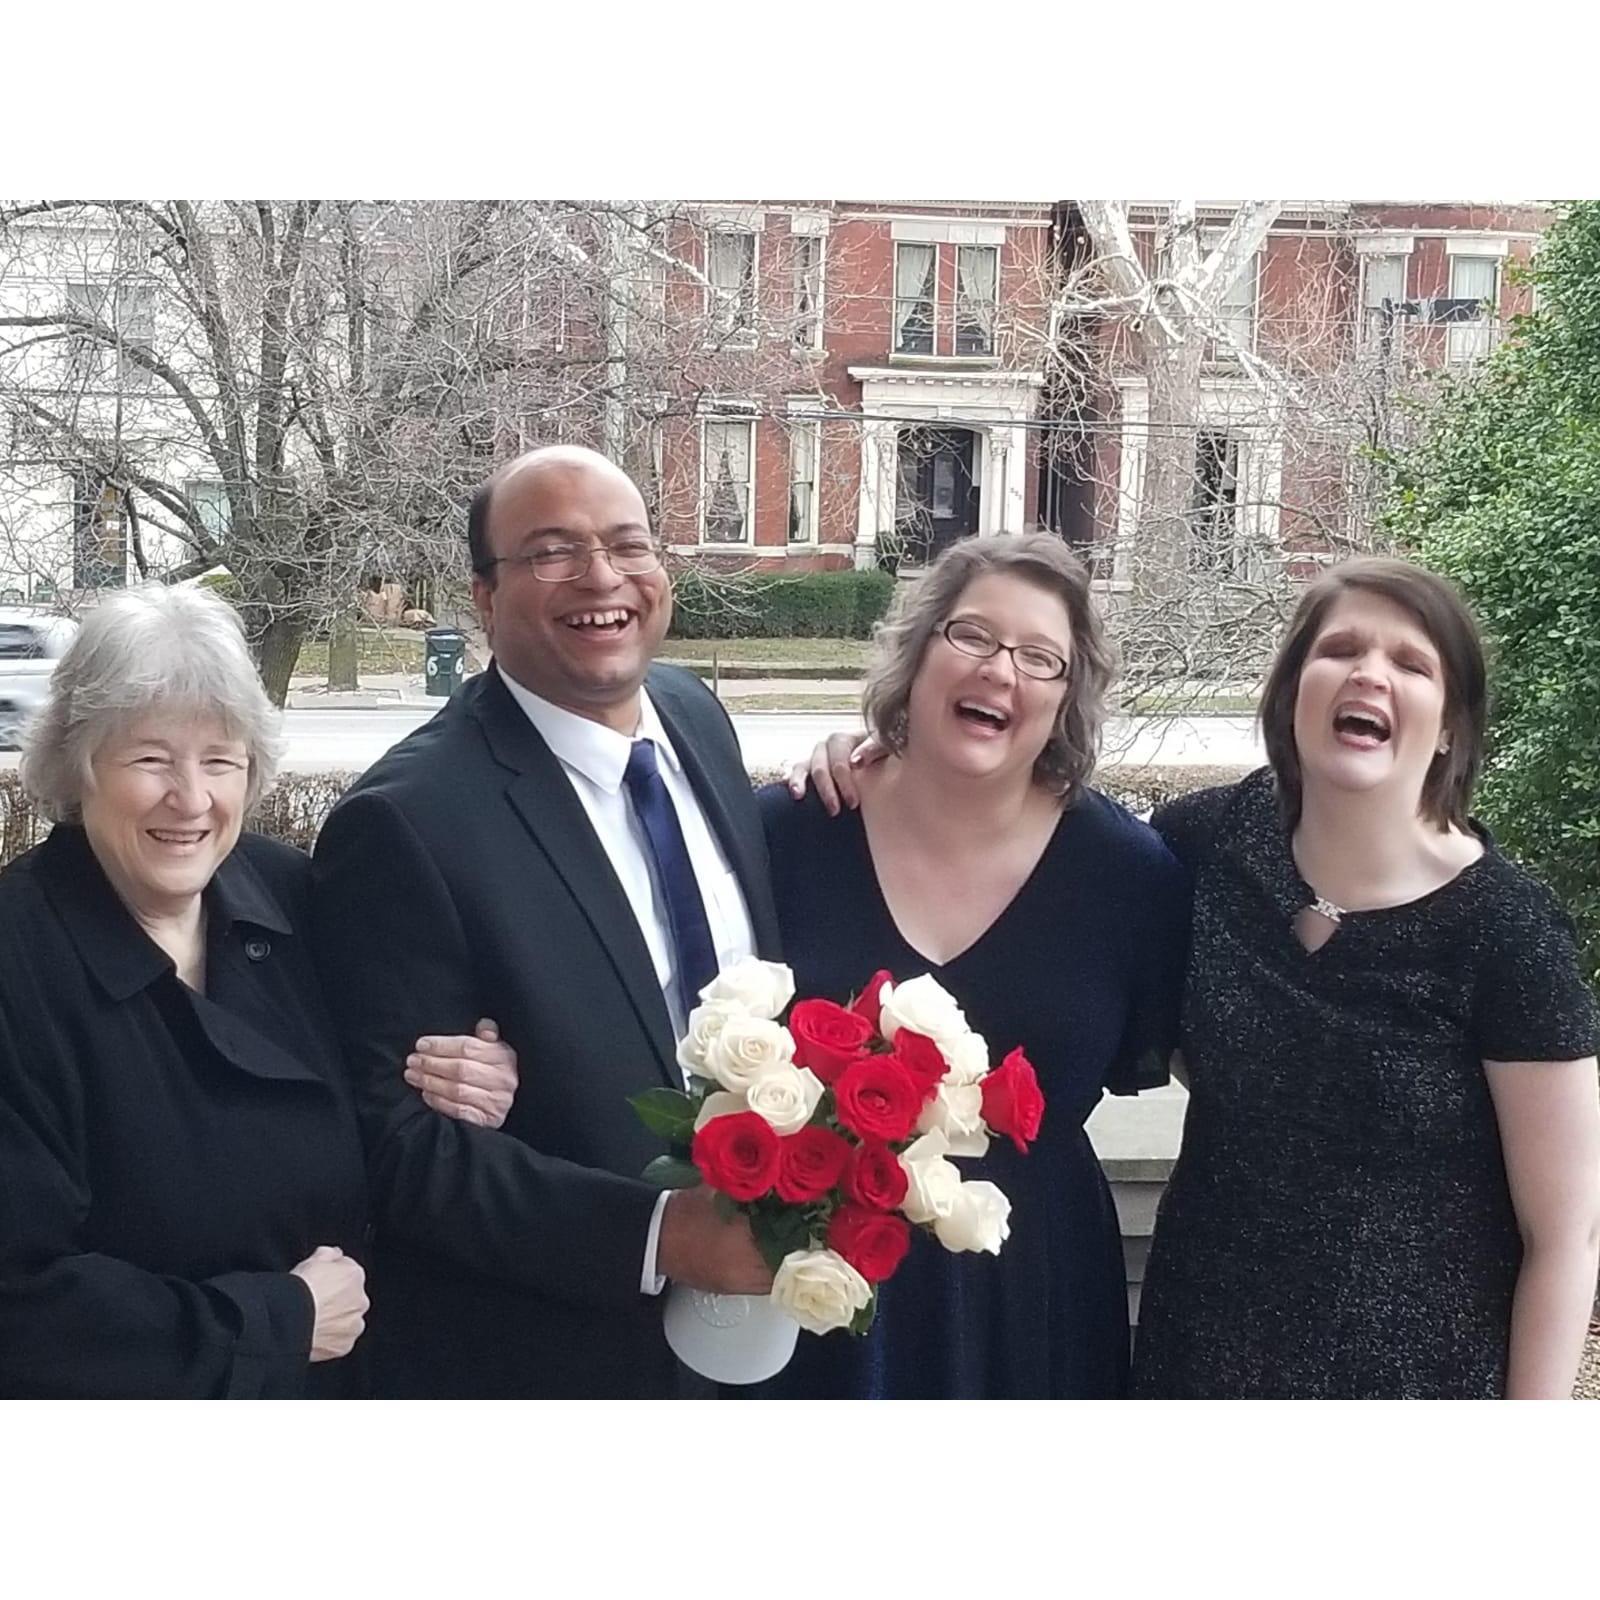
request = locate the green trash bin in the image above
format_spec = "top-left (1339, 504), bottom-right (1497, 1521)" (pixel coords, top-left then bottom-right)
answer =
top-left (423, 627), bottom-right (467, 698)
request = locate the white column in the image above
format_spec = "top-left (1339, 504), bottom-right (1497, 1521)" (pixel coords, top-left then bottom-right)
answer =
top-left (854, 420), bottom-right (898, 571)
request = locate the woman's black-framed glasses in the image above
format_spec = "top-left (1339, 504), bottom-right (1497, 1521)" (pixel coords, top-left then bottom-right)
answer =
top-left (941, 619), bottom-right (1068, 681)
top-left (486, 536), bottom-right (664, 584)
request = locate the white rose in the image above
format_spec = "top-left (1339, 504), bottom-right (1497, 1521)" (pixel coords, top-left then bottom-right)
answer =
top-left (770, 1248), bottom-right (872, 1335)
top-left (932, 1180), bottom-right (1013, 1255)
top-left (693, 1090), bottom-right (748, 1131)
top-left (939, 1030), bottom-right (990, 1087)
top-left (703, 1015), bottom-right (797, 1094)
top-left (879, 974), bottom-right (969, 1048)
top-left (744, 1064), bottom-right (826, 1135)
top-left (697, 958), bottom-right (796, 1021)
top-left (915, 1082), bottom-right (990, 1158)
top-left (676, 1000), bottom-right (744, 1079)
top-left (898, 1129), bottom-right (962, 1224)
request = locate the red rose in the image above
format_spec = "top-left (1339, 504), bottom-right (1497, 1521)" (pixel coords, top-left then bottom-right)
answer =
top-left (775, 1124), bottom-right (852, 1203)
top-left (692, 1111), bottom-right (781, 1201)
top-left (843, 1138), bottom-right (909, 1212)
top-left (834, 1057), bottom-right (923, 1143)
top-left (826, 1204), bottom-right (912, 1283)
top-left (980, 1047), bottom-right (1046, 1154)
top-left (892, 1029), bottom-right (947, 1100)
top-left (788, 999), bottom-right (876, 1086)
top-left (849, 970), bottom-right (895, 1033)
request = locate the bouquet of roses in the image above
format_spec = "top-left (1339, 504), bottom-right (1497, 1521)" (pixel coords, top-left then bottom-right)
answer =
top-left (630, 958), bottom-right (1045, 1337)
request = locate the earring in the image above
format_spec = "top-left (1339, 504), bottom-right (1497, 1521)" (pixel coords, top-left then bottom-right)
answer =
top-left (1436, 740), bottom-right (1451, 756)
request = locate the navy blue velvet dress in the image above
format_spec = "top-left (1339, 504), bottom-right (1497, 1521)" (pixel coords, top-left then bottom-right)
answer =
top-left (750, 785), bottom-right (1189, 1399)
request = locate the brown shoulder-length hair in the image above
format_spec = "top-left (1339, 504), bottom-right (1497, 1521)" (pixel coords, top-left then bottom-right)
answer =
top-left (861, 532), bottom-right (1117, 798)
top-left (1259, 556), bottom-right (1487, 830)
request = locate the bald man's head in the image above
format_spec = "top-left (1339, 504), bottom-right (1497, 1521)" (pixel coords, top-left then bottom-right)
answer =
top-left (468, 446), bottom-right (646, 579)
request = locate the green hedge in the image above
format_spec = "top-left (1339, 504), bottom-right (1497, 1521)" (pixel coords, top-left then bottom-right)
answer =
top-left (669, 569), bottom-right (895, 641)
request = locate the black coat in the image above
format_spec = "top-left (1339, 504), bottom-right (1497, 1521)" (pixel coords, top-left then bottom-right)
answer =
top-left (310, 663), bottom-right (781, 1398)
top-left (0, 826), bottom-right (369, 1399)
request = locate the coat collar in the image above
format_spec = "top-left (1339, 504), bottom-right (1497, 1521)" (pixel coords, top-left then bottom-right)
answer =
top-left (36, 824), bottom-right (294, 1003)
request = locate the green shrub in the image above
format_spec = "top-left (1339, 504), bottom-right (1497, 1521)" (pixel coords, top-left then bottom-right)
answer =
top-left (669, 569), bottom-right (895, 641)
top-left (1384, 201), bottom-right (1600, 986)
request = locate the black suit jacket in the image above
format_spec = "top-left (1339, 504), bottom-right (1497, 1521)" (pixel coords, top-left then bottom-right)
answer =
top-left (310, 662), bottom-right (780, 1397)
top-left (0, 828), bottom-right (368, 1399)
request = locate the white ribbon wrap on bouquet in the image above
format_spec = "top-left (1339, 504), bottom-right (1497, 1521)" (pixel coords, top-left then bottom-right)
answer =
top-left (662, 1285), bottom-right (799, 1384)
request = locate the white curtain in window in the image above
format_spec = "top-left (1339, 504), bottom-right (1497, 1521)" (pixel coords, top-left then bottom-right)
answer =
top-left (957, 247), bottom-right (997, 309)
top-left (1449, 256), bottom-right (1498, 362)
top-left (895, 244), bottom-right (935, 348)
top-left (1362, 254), bottom-right (1408, 347)
top-left (704, 420), bottom-right (752, 542)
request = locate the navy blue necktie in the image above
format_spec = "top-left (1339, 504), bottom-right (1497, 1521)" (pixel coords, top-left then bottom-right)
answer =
top-left (623, 738), bottom-right (719, 1020)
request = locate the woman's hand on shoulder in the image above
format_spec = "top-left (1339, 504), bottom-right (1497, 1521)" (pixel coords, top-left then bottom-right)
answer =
top-left (405, 1018), bottom-right (519, 1129)
top-left (786, 731), bottom-right (883, 815)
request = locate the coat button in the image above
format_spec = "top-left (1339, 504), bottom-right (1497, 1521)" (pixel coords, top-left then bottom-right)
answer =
top-left (244, 938), bottom-right (271, 961)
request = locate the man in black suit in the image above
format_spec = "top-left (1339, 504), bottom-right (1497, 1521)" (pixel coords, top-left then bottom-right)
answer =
top-left (310, 445), bottom-right (779, 1398)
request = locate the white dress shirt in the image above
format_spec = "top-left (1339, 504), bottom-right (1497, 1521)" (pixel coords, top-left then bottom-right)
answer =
top-left (498, 670), bottom-right (756, 1292)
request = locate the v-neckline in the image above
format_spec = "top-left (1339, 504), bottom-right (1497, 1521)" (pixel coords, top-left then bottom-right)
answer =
top-left (850, 800), bottom-right (1071, 972)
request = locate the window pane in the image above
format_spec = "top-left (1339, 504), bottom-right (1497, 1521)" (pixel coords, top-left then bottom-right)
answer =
top-left (1363, 254), bottom-right (1408, 344)
top-left (894, 244), bottom-right (935, 354)
top-left (788, 421), bottom-right (818, 541)
top-left (704, 420), bottom-right (752, 543)
top-left (1448, 256), bottom-right (1498, 362)
top-left (708, 232), bottom-right (756, 340)
top-left (793, 237), bottom-right (821, 347)
top-left (956, 246), bottom-right (997, 354)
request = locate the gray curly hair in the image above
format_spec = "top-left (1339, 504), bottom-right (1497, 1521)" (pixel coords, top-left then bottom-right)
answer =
top-left (19, 584), bottom-right (285, 823)
top-left (861, 532), bottom-right (1117, 798)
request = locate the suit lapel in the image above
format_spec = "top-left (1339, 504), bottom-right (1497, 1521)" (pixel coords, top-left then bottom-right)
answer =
top-left (472, 670), bottom-right (678, 1085)
top-left (649, 669), bottom-right (782, 961)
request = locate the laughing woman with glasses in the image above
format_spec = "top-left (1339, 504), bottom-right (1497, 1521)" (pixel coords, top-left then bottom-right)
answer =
top-left (748, 533), bottom-right (1190, 1400)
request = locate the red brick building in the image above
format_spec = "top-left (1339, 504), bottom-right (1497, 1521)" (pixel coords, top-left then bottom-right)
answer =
top-left (649, 201), bottom-right (1054, 572)
top-left (639, 200), bottom-right (1550, 581)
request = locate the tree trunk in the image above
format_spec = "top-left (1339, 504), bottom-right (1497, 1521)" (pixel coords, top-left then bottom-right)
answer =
top-left (256, 612), bottom-right (308, 708)
top-left (327, 608), bottom-right (359, 692)
top-left (1134, 332), bottom-right (1205, 598)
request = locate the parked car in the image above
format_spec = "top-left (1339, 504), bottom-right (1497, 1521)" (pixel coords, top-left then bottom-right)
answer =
top-left (0, 609), bottom-right (78, 751)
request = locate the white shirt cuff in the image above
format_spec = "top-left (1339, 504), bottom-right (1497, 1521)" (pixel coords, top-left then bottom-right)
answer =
top-left (640, 1189), bottom-right (671, 1295)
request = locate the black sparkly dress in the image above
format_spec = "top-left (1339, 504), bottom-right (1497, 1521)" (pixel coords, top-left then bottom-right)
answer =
top-left (1131, 768), bottom-right (1600, 1400)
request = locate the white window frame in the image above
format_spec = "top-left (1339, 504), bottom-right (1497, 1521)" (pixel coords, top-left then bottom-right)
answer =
top-left (792, 233), bottom-right (825, 351)
top-left (705, 228), bottom-right (759, 349)
top-left (1200, 228), bottom-right (1259, 360)
top-left (786, 414), bottom-right (822, 544)
top-left (1359, 252), bottom-right (1411, 350)
top-left (1447, 254), bottom-right (1501, 365)
top-left (893, 242), bottom-right (939, 356)
top-left (699, 413), bottom-right (757, 546)
top-left (954, 244), bottom-right (999, 356)
top-left (185, 478), bottom-right (232, 539)
top-left (63, 279), bottom-right (155, 391)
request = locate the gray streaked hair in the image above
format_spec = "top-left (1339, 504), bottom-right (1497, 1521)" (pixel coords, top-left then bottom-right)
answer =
top-left (20, 584), bottom-right (285, 823)
top-left (861, 532), bottom-right (1117, 798)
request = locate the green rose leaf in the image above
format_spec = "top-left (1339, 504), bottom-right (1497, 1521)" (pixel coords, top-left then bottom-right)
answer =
top-left (641, 1155), bottom-right (703, 1191)
top-left (629, 1087), bottom-right (699, 1143)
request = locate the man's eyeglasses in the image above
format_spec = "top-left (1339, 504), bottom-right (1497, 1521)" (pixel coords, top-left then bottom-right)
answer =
top-left (941, 619), bottom-right (1069, 682)
top-left (484, 536), bottom-right (664, 584)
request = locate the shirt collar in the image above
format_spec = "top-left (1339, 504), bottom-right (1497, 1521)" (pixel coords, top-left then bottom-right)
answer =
top-left (497, 667), bottom-right (684, 794)
top-left (36, 824), bottom-right (294, 1002)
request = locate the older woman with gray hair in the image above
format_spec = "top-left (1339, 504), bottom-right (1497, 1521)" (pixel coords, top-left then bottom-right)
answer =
top-left (755, 532), bottom-right (1190, 1399)
top-left (0, 585), bottom-right (517, 1398)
